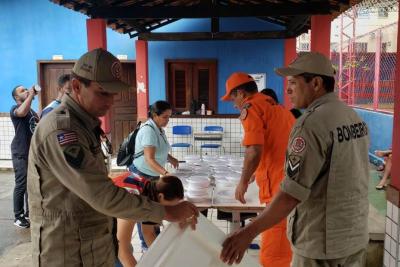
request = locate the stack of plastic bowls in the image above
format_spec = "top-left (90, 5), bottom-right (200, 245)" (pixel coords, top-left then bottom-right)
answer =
top-left (186, 175), bottom-right (210, 202)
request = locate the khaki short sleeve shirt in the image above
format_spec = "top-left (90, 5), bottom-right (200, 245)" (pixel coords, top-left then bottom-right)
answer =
top-left (280, 93), bottom-right (370, 259)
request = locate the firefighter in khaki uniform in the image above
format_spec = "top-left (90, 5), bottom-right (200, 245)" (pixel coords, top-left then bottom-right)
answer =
top-left (27, 48), bottom-right (198, 267)
top-left (221, 72), bottom-right (295, 267)
top-left (220, 52), bottom-right (370, 267)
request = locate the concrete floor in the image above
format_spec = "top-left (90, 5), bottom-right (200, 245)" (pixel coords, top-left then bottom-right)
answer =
top-left (0, 170), bottom-right (260, 266)
top-left (0, 164), bottom-right (387, 266)
top-left (0, 171), bottom-right (31, 267)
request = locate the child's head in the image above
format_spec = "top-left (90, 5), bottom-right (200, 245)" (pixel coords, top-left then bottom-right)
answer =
top-left (143, 175), bottom-right (184, 205)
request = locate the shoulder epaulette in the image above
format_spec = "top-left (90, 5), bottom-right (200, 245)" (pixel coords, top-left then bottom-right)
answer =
top-left (55, 107), bottom-right (71, 130)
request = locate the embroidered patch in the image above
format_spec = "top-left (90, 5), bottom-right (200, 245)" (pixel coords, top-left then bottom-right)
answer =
top-left (287, 155), bottom-right (301, 177)
top-left (64, 144), bottom-right (84, 169)
top-left (111, 61), bottom-right (122, 79)
top-left (239, 108), bottom-right (248, 120)
top-left (291, 137), bottom-right (306, 153)
top-left (57, 131), bottom-right (78, 146)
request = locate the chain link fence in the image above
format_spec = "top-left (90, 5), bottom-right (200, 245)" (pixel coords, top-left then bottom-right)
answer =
top-left (332, 21), bottom-right (397, 113)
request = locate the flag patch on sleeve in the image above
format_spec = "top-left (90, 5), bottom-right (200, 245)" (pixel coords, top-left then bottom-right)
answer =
top-left (57, 131), bottom-right (78, 146)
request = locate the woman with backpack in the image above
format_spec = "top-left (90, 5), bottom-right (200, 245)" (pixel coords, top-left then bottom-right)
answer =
top-left (129, 100), bottom-right (179, 251)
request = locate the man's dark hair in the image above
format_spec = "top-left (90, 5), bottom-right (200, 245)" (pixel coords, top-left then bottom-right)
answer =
top-left (70, 72), bottom-right (91, 87)
top-left (58, 74), bottom-right (71, 88)
top-left (11, 85), bottom-right (22, 101)
top-left (299, 73), bottom-right (335, 92)
top-left (260, 88), bottom-right (279, 103)
top-left (230, 81), bottom-right (258, 96)
top-left (148, 100), bottom-right (172, 118)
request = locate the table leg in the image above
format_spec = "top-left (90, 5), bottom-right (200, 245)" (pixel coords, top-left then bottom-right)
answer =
top-left (229, 211), bottom-right (241, 233)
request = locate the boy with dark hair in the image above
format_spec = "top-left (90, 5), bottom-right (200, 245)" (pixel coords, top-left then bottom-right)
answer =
top-left (40, 74), bottom-right (71, 118)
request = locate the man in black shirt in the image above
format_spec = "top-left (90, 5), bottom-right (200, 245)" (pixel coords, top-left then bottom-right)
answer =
top-left (10, 85), bottom-right (39, 228)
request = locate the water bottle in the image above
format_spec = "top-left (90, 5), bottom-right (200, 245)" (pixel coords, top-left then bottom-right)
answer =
top-left (201, 103), bottom-right (206, 115)
top-left (33, 84), bottom-right (41, 92)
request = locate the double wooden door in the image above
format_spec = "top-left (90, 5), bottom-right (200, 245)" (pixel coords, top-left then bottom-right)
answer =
top-left (38, 60), bottom-right (137, 155)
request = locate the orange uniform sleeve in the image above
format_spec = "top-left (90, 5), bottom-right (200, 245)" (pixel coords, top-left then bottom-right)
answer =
top-left (241, 105), bottom-right (265, 146)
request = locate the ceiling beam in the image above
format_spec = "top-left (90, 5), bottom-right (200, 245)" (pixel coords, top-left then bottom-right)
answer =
top-left (88, 2), bottom-right (337, 19)
top-left (211, 17), bottom-right (219, 33)
top-left (128, 19), bottom-right (180, 38)
top-left (138, 31), bottom-right (298, 41)
top-left (286, 15), bottom-right (310, 35)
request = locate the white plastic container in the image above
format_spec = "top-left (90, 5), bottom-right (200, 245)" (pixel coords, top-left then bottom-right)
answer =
top-left (137, 214), bottom-right (258, 267)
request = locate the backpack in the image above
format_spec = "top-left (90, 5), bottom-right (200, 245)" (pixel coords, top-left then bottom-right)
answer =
top-left (116, 122), bottom-right (155, 167)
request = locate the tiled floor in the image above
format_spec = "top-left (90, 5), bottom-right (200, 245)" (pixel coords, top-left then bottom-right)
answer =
top-left (130, 208), bottom-right (261, 264)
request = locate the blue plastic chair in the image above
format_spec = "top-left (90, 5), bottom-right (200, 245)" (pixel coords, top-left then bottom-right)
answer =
top-left (200, 126), bottom-right (224, 155)
top-left (171, 125), bottom-right (192, 149)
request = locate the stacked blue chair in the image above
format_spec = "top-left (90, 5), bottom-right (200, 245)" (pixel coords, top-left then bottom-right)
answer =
top-left (200, 126), bottom-right (224, 155)
top-left (171, 125), bottom-right (192, 152)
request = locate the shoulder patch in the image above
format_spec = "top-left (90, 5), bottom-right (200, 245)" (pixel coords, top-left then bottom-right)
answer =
top-left (239, 108), bottom-right (248, 120)
top-left (64, 144), bottom-right (84, 169)
top-left (287, 154), bottom-right (301, 177)
top-left (243, 103), bottom-right (252, 109)
top-left (57, 131), bottom-right (78, 146)
top-left (291, 136), bottom-right (306, 153)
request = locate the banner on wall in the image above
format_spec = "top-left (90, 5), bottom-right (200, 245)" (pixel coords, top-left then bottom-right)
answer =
top-left (249, 73), bottom-right (266, 91)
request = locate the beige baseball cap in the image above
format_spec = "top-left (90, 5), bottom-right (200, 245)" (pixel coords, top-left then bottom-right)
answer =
top-left (72, 48), bottom-right (131, 92)
top-left (275, 52), bottom-right (335, 78)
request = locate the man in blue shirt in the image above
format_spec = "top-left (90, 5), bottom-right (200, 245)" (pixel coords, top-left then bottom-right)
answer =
top-left (10, 85), bottom-right (39, 228)
top-left (40, 74), bottom-right (71, 118)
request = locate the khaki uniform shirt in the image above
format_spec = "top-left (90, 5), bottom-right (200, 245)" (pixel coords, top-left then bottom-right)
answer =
top-left (27, 95), bottom-right (165, 267)
top-left (280, 93), bottom-right (370, 259)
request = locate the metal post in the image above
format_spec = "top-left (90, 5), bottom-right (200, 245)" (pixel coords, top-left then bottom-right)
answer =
top-left (373, 29), bottom-right (382, 110)
top-left (389, 0), bottom-right (400, 189)
top-left (339, 14), bottom-right (343, 100)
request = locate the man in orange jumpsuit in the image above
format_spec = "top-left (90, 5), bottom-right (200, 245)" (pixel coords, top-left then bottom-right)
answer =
top-left (221, 72), bottom-right (295, 266)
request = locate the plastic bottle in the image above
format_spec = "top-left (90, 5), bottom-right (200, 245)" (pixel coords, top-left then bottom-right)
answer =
top-left (201, 103), bottom-right (206, 115)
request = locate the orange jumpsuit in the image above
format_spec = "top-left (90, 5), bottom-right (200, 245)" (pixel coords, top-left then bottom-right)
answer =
top-left (240, 93), bottom-right (295, 267)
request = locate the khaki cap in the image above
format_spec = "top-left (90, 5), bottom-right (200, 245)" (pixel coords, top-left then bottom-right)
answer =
top-left (275, 52), bottom-right (335, 78)
top-left (221, 72), bottom-right (255, 101)
top-left (72, 48), bottom-right (131, 92)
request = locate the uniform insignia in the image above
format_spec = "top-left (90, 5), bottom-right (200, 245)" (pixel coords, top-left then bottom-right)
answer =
top-left (111, 61), bottom-right (122, 79)
top-left (291, 137), bottom-right (306, 153)
top-left (239, 103), bottom-right (251, 120)
top-left (64, 144), bottom-right (84, 169)
top-left (57, 131), bottom-right (78, 146)
top-left (242, 103), bottom-right (252, 109)
top-left (239, 108), bottom-right (248, 120)
top-left (287, 155), bottom-right (301, 177)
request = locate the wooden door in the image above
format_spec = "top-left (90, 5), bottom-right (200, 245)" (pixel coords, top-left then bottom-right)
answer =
top-left (37, 61), bottom-right (74, 111)
top-left (38, 61), bottom-right (137, 155)
top-left (110, 62), bottom-right (137, 154)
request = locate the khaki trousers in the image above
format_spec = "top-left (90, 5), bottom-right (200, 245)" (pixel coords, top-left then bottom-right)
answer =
top-left (291, 248), bottom-right (366, 267)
